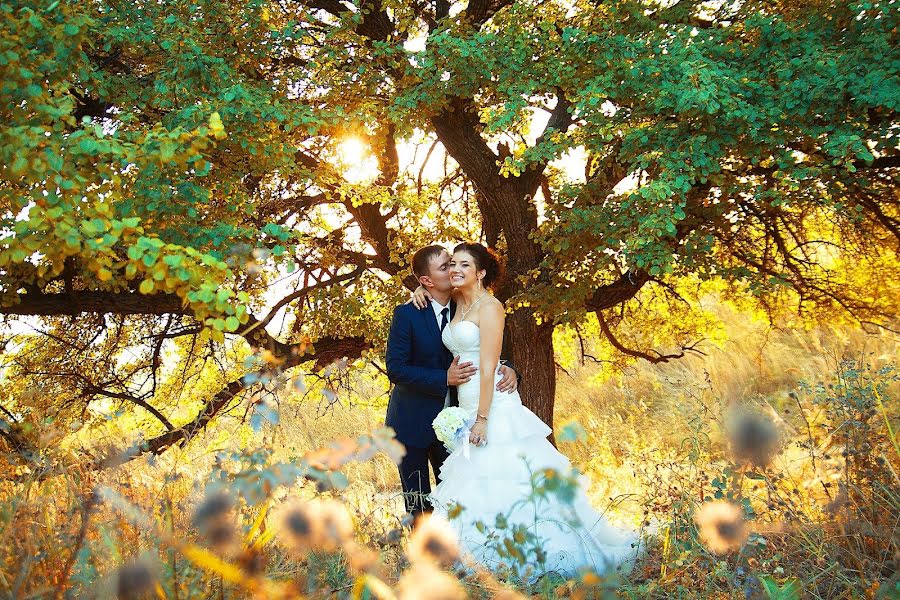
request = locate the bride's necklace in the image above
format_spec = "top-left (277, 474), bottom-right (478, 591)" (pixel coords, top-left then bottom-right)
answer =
top-left (459, 289), bottom-right (488, 320)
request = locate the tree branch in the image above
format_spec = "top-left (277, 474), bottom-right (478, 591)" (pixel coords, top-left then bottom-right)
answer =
top-left (464, 0), bottom-right (515, 27)
top-left (96, 334), bottom-right (369, 467)
top-left (294, 149), bottom-right (406, 277)
top-left (519, 91), bottom-right (573, 194)
top-left (82, 385), bottom-right (175, 431)
top-left (301, 0), bottom-right (351, 18)
top-left (256, 264), bottom-right (365, 329)
top-left (585, 269), bottom-right (651, 311)
top-left (0, 291), bottom-right (186, 317)
top-left (857, 154), bottom-right (900, 170)
top-left (596, 310), bottom-right (705, 363)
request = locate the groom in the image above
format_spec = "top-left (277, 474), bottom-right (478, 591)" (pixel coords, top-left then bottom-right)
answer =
top-left (385, 245), bottom-right (517, 517)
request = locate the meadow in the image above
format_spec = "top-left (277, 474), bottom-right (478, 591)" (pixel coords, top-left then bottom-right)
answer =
top-left (3, 2), bottom-right (898, 598)
top-left (0, 300), bottom-right (897, 599)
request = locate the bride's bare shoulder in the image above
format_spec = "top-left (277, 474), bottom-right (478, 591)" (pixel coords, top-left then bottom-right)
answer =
top-left (485, 294), bottom-right (503, 308)
top-left (481, 295), bottom-right (505, 316)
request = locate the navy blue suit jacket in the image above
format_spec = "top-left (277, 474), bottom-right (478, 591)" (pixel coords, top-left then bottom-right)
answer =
top-left (385, 301), bottom-right (457, 448)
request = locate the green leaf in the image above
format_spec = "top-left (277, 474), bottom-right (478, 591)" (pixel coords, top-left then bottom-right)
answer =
top-left (163, 254), bottom-right (183, 267)
top-left (760, 576), bottom-right (802, 600)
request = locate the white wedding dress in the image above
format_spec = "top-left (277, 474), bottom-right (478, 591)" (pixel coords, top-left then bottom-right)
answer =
top-left (431, 320), bottom-right (637, 579)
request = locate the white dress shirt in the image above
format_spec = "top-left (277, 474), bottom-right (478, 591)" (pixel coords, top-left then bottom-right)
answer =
top-left (431, 298), bottom-right (451, 329)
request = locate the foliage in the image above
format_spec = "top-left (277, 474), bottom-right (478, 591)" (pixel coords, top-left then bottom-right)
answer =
top-left (0, 0), bottom-right (898, 595)
top-left (0, 0), bottom-right (897, 454)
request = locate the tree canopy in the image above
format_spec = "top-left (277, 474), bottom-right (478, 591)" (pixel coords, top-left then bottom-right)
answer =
top-left (1, 0), bottom-right (897, 467)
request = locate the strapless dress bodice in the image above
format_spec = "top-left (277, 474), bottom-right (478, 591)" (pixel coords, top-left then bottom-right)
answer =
top-left (441, 319), bottom-right (481, 356)
top-left (441, 320), bottom-right (518, 412)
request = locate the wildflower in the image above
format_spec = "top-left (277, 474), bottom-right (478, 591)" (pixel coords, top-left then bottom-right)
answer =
top-left (114, 559), bottom-right (158, 600)
top-left (407, 513), bottom-right (460, 568)
top-left (278, 500), bottom-right (316, 553)
top-left (276, 498), bottom-right (354, 554)
top-left (345, 540), bottom-right (379, 573)
top-left (728, 409), bottom-right (781, 467)
top-left (694, 501), bottom-right (748, 554)
top-left (318, 499), bottom-right (354, 551)
top-left (581, 570), bottom-right (602, 586)
top-left (397, 563), bottom-right (466, 600)
top-left (383, 527), bottom-right (403, 544)
top-left (237, 547), bottom-right (266, 577)
top-left (192, 491), bottom-right (238, 554)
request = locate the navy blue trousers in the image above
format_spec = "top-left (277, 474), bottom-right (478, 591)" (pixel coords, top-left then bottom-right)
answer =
top-left (398, 439), bottom-right (450, 516)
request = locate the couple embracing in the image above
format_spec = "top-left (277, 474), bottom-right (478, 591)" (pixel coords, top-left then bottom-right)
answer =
top-left (384, 242), bottom-right (636, 578)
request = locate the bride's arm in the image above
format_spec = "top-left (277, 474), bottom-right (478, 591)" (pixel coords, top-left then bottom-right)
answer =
top-left (470, 301), bottom-right (504, 445)
top-left (410, 286), bottom-right (459, 309)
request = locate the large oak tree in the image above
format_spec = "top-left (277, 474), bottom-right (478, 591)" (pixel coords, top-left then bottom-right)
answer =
top-left (1, 0), bottom-right (897, 465)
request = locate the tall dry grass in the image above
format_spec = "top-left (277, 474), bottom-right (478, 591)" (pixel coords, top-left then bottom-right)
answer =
top-left (0, 300), bottom-right (897, 598)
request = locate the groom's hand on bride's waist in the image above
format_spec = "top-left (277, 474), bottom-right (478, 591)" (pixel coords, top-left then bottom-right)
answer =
top-left (496, 364), bottom-right (518, 393)
top-left (447, 355), bottom-right (477, 386)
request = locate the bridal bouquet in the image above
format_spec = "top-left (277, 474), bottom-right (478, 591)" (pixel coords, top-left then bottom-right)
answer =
top-left (432, 407), bottom-right (473, 452)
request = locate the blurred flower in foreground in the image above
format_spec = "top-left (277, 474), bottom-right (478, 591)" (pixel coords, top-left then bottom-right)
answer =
top-left (695, 501), bottom-right (748, 554)
top-left (345, 540), bottom-right (380, 573)
top-left (407, 513), bottom-right (460, 568)
top-left (397, 563), bottom-right (466, 600)
top-left (727, 408), bottom-right (781, 467)
top-left (113, 559), bottom-right (158, 600)
top-left (276, 498), bottom-right (354, 554)
top-left (192, 491), bottom-right (238, 554)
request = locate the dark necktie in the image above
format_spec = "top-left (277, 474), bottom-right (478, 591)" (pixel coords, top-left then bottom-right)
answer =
top-left (440, 307), bottom-right (449, 331)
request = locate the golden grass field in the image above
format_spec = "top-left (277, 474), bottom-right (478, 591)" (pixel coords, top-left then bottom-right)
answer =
top-left (1, 300), bottom-right (897, 599)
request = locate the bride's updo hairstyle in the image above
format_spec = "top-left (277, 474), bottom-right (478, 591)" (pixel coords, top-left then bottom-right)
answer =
top-left (453, 242), bottom-right (504, 289)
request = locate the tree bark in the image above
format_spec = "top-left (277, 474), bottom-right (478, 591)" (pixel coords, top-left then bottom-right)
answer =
top-left (505, 311), bottom-right (557, 440)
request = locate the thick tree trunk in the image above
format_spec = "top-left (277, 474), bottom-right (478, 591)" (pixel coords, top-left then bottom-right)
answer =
top-left (431, 99), bottom-right (564, 438)
top-left (505, 310), bottom-right (557, 440)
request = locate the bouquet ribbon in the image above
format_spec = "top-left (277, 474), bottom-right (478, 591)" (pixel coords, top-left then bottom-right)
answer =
top-left (454, 418), bottom-right (476, 459)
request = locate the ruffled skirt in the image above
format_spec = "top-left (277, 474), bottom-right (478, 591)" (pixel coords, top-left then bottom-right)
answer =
top-left (431, 392), bottom-right (637, 579)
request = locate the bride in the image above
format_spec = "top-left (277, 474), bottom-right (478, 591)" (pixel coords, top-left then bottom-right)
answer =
top-left (413, 242), bottom-right (637, 579)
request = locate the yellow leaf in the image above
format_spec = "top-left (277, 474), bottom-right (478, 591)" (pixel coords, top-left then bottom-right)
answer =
top-left (209, 112), bottom-right (227, 140)
top-left (181, 543), bottom-right (247, 585)
top-left (245, 499), bottom-right (270, 546)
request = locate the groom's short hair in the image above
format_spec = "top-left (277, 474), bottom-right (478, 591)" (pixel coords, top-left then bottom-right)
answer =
top-left (411, 245), bottom-right (447, 278)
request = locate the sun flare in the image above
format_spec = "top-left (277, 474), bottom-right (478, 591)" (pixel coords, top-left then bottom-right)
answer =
top-left (336, 137), bottom-right (379, 184)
